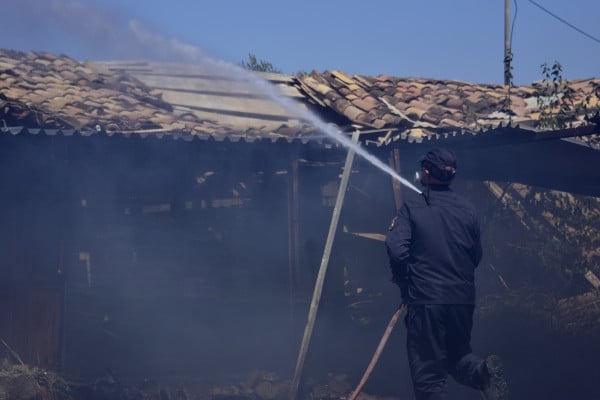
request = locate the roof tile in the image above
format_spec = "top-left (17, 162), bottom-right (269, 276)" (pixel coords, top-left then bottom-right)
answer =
top-left (405, 106), bottom-right (427, 119)
top-left (408, 99), bottom-right (430, 111)
top-left (440, 118), bottom-right (463, 128)
top-left (381, 114), bottom-right (403, 126)
top-left (445, 97), bottom-right (464, 110)
top-left (352, 75), bottom-right (373, 88)
top-left (0, 50), bottom-right (245, 136)
top-left (331, 70), bottom-right (355, 86)
top-left (342, 105), bottom-right (366, 121)
top-left (372, 119), bottom-right (386, 129)
top-left (294, 69), bottom-right (596, 139)
top-left (394, 101), bottom-right (410, 110)
top-left (3, 48), bottom-right (600, 144)
top-left (352, 97), bottom-right (379, 112)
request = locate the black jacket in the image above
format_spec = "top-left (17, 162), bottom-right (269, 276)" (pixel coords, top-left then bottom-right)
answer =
top-left (385, 185), bottom-right (482, 304)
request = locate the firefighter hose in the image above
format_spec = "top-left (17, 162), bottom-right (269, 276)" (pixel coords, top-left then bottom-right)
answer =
top-left (348, 304), bottom-right (406, 400)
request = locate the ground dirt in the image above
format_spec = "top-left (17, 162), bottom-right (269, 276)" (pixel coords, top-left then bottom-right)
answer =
top-left (0, 363), bottom-right (397, 400)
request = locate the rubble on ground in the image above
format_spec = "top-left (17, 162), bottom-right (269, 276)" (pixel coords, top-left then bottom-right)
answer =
top-left (0, 362), bottom-right (72, 400)
top-left (0, 362), bottom-right (399, 400)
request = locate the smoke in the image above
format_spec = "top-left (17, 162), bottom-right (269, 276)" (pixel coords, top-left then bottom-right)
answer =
top-left (128, 19), bottom-right (204, 62)
top-left (1, 0), bottom-right (422, 388)
top-left (2, 0), bottom-right (419, 193)
top-left (1, 0), bottom-right (205, 62)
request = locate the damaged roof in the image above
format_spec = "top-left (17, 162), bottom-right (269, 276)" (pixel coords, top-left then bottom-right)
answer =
top-left (295, 70), bottom-right (600, 144)
top-left (0, 49), bottom-right (316, 141)
top-left (1, 48), bottom-right (599, 145)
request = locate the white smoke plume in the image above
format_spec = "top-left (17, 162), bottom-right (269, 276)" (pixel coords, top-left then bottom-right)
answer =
top-left (0, 0), bottom-right (420, 192)
top-left (1, 0), bottom-right (202, 62)
top-left (128, 19), bottom-right (204, 63)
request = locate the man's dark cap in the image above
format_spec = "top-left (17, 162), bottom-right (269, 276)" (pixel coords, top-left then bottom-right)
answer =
top-left (420, 148), bottom-right (457, 180)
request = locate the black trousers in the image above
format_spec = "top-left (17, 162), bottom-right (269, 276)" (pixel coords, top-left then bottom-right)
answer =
top-left (406, 304), bottom-right (487, 400)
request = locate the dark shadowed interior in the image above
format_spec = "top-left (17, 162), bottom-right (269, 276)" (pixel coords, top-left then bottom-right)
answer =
top-left (0, 131), bottom-right (598, 399)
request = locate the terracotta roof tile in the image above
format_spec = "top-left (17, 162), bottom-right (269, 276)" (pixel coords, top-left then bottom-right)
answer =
top-left (354, 112), bottom-right (372, 126)
top-left (394, 101), bottom-right (410, 110)
top-left (440, 118), bottom-right (462, 128)
top-left (331, 70), bottom-right (355, 86)
top-left (3, 49), bottom-right (599, 145)
top-left (333, 98), bottom-right (352, 111)
top-left (376, 75), bottom-right (396, 84)
top-left (408, 99), bottom-right (430, 111)
top-left (395, 92), bottom-right (418, 103)
top-left (352, 97), bottom-right (378, 112)
top-left (296, 70), bottom-right (600, 140)
top-left (352, 75), bottom-right (373, 87)
top-left (421, 111), bottom-right (440, 125)
top-left (381, 114), bottom-right (403, 126)
top-left (372, 119), bottom-right (386, 129)
top-left (338, 87), bottom-right (352, 97)
top-left (0, 49), bottom-right (318, 140)
top-left (466, 92), bottom-right (484, 103)
top-left (342, 105), bottom-right (366, 121)
top-left (406, 106), bottom-right (427, 119)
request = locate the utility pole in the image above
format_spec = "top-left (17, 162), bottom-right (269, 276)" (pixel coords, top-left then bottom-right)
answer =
top-left (504, 0), bottom-right (511, 85)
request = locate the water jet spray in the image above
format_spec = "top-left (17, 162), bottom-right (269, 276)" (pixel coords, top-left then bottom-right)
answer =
top-left (232, 73), bottom-right (424, 195)
top-left (126, 22), bottom-right (422, 195)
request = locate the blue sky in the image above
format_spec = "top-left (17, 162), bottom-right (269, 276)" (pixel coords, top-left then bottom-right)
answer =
top-left (2, 0), bottom-right (599, 85)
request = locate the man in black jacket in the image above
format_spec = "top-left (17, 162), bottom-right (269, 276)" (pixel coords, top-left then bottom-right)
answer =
top-left (385, 148), bottom-right (508, 400)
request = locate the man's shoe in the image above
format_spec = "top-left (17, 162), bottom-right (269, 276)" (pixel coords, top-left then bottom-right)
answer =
top-left (481, 355), bottom-right (508, 400)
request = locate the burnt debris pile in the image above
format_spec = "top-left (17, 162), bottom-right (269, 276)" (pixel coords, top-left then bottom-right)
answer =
top-left (0, 363), bottom-right (403, 400)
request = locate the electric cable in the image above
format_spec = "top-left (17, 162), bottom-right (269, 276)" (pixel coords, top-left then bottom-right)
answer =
top-left (527, 0), bottom-right (600, 45)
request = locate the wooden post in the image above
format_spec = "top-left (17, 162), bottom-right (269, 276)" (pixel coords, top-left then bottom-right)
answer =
top-left (389, 148), bottom-right (403, 210)
top-left (290, 130), bottom-right (360, 400)
top-left (287, 158), bottom-right (300, 324)
top-left (59, 239), bottom-right (68, 373)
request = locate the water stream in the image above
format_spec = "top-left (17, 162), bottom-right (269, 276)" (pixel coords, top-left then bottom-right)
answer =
top-left (174, 51), bottom-right (423, 195)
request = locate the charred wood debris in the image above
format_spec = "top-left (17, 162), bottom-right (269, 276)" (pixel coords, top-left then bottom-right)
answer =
top-left (0, 361), bottom-right (397, 400)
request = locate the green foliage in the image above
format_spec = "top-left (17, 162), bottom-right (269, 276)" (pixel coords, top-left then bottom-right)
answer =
top-left (535, 62), bottom-right (600, 130)
top-left (536, 62), bottom-right (573, 129)
top-left (240, 53), bottom-right (282, 73)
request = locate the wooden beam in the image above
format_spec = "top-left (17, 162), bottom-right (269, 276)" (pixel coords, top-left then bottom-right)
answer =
top-left (287, 158), bottom-right (300, 324)
top-left (584, 270), bottom-right (600, 290)
top-left (290, 130), bottom-right (360, 400)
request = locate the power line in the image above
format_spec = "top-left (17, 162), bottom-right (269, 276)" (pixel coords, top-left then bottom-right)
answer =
top-left (527, 0), bottom-right (600, 45)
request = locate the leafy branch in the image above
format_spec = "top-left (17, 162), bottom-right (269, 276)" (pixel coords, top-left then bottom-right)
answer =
top-left (239, 53), bottom-right (282, 73)
top-left (535, 62), bottom-right (600, 130)
top-left (536, 62), bottom-right (568, 129)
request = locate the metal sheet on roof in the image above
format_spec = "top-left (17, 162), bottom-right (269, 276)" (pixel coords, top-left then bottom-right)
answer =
top-left (98, 60), bottom-right (308, 128)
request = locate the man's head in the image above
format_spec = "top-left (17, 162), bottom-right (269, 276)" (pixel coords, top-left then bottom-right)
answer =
top-left (419, 148), bottom-right (457, 185)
